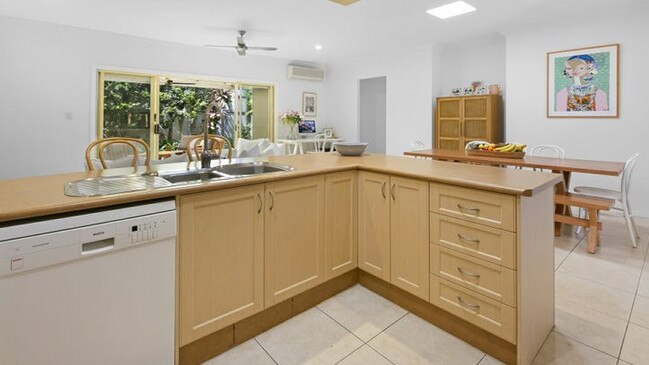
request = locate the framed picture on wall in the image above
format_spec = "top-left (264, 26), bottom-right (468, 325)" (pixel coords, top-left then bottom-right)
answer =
top-left (302, 92), bottom-right (317, 117)
top-left (547, 44), bottom-right (619, 118)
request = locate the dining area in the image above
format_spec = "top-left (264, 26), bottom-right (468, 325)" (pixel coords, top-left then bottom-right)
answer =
top-left (405, 145), bottom-right (640, 255)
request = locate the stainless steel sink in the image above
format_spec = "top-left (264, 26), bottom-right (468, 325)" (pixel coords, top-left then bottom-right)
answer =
top-left (158, 169), bottom-right (229, 184)
top-left (157, 162), bottom-right (294, 185)
top-left (213, 162), bottom-right (295, 177)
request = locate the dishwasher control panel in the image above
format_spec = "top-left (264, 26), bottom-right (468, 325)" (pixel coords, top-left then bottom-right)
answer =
top-left (0, 210), bottom-right (176, 277)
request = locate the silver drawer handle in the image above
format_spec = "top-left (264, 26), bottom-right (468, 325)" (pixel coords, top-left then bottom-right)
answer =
top-left (457, 267), bottom-right (481, 278)
top-left (457, 233), bottom-right (480, 244)
top-left (457, 296), bottom-right (480, 310)
top-left (457, 204), bottom-right (480, 215)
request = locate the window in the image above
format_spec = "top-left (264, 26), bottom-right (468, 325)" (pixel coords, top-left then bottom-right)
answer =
top-left (97, 71), bottom-right (275, 158)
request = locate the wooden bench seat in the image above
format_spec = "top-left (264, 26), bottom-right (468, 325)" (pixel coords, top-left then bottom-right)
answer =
top-left (554, 193), bottom-right (615, 253)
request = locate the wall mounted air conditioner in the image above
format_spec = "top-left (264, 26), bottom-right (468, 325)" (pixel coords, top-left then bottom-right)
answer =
top-left (287, 65), bottom-right (325, 81)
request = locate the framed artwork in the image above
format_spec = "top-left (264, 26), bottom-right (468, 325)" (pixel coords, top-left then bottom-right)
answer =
top-left (302, 92), bottom-right (317, 117)
top-left (547, 44), bottom-right (619, 118)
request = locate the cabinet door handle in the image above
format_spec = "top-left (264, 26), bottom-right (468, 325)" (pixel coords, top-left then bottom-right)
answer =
top-left (391, 184), bottom-right (396, 201)
top-left (457, 267), bottom-right (481, 278)
top-left (457, 296), bottom-right (480, 311)
top-left (381, 182), bottom-right (387, 199)
top-left (268, 191), bottom-right (275, 211)
top-left (257, 193), bottom-right (263, 214)
top-left (457, 204), bottom-right (480, 215)
top-left (457, 233), bottom-right (480, 244)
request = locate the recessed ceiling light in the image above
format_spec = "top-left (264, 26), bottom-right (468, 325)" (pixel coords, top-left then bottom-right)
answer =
top-left (315, 45), bottom-right (323, 51)
top-left (426, 1), bottom-right (476, 19)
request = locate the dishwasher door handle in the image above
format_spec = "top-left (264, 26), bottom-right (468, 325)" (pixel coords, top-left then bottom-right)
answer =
top-left (81, 238), bottom-right (115, 256)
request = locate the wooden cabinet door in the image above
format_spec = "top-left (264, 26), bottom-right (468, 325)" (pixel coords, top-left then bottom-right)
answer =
top-left (265, 175), bottom-right (326, 306)
top-left (325, 171), bottom-right (358, 280)
top-left (390, 176), bottom-right (430, 300)
top-left (437, 97), bottom-right (463, 151)
top-left (178, 184), bottom-right (264, 346)
top-left (358, 171), bottom-right (391, 281)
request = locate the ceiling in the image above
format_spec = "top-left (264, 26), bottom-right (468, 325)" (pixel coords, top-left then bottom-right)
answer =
top-left (0, 0), bottom-right (646, 63)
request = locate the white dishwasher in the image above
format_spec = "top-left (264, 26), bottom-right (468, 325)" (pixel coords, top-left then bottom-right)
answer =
top-left (0, 199), bottom-right (176, 365)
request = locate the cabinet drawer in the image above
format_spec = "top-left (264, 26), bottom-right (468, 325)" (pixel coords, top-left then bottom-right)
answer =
top-left (430, 184), bottom-right (516, 231)
top-left (430, 214), bottom-right (516, 269)
top-left (430, 245), bottom-right (516, 306)
top-left (430, 275), bottom-right (516, 344)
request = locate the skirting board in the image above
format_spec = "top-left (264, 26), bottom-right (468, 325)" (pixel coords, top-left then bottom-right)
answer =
top-left (179, 268), bottom-right (517, 365)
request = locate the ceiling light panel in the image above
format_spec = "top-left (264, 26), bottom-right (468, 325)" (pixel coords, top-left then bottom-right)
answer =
top-left (426, 1), bottom-right (476, 19)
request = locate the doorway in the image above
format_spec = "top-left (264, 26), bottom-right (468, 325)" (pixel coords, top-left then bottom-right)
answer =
top-left (359, 76), bottom-right (387, 154)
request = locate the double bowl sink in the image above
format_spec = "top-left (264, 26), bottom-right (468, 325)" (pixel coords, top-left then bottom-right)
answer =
top-left (155, 161), bottom-right (295, 185)
top-left (64, 162), bottom-right (295, 197)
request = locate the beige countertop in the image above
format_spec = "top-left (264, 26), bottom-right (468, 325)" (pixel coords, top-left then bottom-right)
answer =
top-left (0, 153), bottom-right (562, 224)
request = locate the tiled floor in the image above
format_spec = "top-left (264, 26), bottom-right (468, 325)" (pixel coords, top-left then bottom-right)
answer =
top-left (204, 213), bottom-right (649, 365)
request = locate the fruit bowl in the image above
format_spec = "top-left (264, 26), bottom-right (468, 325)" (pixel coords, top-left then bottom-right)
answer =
top-left (466, 142), bottom-right (526, 159)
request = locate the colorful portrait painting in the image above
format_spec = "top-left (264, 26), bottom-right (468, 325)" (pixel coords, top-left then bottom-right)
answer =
top-left (547, 44), bottom-right (619, 118)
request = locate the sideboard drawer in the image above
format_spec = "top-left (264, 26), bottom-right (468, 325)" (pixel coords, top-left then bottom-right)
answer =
top-left (430, 214), bottom-right (516, 269)
top-left (430, 275), bottom-right (516, 344)
top-left (430, 184), bottom-right (516, 232)
top-left (430, 245), bottom-right (516, 306)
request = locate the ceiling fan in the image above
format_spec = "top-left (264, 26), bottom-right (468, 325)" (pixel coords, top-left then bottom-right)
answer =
top-left (329, 0), bottom-right (362, 5)
top-left (205, 30), bottom-right (278, 56)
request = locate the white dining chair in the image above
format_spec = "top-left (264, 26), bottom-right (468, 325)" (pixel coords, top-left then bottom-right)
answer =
top-left (574, 153), bottom-right (640, 247)
top-left (307, 133), bottom-right (328, 154)
top-left (529, 145), bottom-right (566, 158)
top-left (524, 144), bottom-right (566, 171)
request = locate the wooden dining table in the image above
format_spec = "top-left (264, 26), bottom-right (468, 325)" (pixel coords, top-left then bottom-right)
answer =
top-left (404, 149), bottom-right (625, 235)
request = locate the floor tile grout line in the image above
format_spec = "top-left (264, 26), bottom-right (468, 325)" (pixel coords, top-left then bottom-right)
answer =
top-left (332, 341), bottom-right (366, 365)
top-left (365, 312), bottom-right (410, 344)
top-left (475, 354), bottom-right (486, 365)
top-left (550, 329), bottom-right (623, 360)
top-left (615, 234), bottom-right (649, 362)
top-left (364, 342), bottom-right (398, 365)
top-left (314, 306), bottom-right (367, 344)
top-left (254, 337), bottom-right (280, 365)
top-left (555, 232), bottom-right (584, 272)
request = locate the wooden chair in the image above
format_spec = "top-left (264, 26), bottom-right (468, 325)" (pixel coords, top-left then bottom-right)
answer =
top-left (554, 193), bottom-right (615, 254)
top-left (85, 137), bottom-right (150, 171)
top-left (186, 135), bottom-right (232, 162)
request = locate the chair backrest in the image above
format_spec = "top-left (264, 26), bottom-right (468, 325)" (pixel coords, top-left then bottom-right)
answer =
top-left (313, 133), bottom-right (327, 153)
top-left (529, 145), bottom-right (566, 158)
top-left (187, 135), bottom-right (232, 161)
top-left (85, 137), bottom-right (150, 171)
top-left (411, 140), bottom-right (426, 150)
top-left (621, 152), bottom-right (640, 197)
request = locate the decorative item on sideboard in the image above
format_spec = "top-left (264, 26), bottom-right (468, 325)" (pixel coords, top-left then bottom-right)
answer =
top-left (489, 84), bottom-right (501, 95)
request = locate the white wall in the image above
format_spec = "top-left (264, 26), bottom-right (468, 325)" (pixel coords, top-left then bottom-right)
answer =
top-left (324, 46), bottom-right (434, 155)
top-left (506, 13), bottom-right (649, 216)
top-left (0, 16), bottom-right (327, 179)
top-left (439, 34), bottom-right (506, 99)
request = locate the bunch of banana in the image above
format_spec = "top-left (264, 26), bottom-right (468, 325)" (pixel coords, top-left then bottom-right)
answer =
top-left (494, 143), bottom-right (526, 153)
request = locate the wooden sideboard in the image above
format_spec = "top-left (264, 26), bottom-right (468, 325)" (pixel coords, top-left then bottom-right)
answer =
top-left (435, 95), bottom-right (503, 151)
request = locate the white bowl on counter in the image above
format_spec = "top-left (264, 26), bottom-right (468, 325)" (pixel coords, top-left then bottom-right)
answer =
top-left (335, 143), bottom-right (368, 156)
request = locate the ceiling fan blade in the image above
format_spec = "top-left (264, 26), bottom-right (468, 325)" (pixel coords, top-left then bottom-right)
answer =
top-left (246, 46), bottom-right (278, 51)
top-left (329, 0), bottom-right (362, 5)
top-left (205, 45), bottom-right (238, 49)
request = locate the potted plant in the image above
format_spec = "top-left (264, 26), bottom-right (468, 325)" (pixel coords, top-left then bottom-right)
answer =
top-left (280, 110), bottom-right (302, 139)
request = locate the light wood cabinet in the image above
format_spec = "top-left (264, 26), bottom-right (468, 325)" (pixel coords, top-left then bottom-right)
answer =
top-left (325, 171), bottom-right (358, 280)
top-left (358, 172), bottom-right (430, 300)
top-left (178, 184), bottom-right (265, 346)
top-left (435, 95), bottom-right (502, 151)
top-left (264, 175), bottom-right (326, 306)
top-left (390, 176), bottom-right (430, 300)
top-left (358, 171), bottom-right (391, 281)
